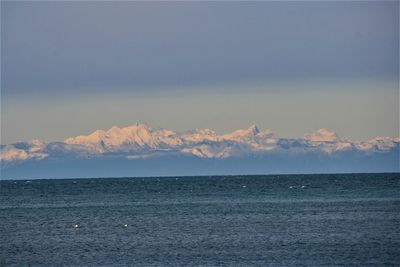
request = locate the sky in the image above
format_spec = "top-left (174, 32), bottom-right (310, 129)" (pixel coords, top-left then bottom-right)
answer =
top-left (1, 1), bottom-right (399, 144)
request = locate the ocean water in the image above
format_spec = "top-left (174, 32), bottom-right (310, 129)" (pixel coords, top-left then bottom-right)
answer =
top-left (0, 173), bottom-right (399, 266)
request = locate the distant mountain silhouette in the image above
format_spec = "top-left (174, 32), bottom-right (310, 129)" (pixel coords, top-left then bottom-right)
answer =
top-left (1, 124), bottom-right (399, 179)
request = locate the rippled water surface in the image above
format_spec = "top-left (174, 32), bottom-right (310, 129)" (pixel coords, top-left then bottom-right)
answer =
top-left (1, 173), bottom-right (399, 266)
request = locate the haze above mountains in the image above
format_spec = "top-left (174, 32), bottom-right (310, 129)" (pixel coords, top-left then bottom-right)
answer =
top-left (1, 124), bottom-right (398, 179)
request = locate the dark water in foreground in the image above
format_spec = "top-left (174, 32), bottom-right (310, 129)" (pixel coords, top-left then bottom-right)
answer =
top-left (1, 173), bottom-right (399, 266)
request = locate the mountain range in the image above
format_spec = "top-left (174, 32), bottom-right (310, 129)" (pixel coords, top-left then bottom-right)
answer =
top-left (1, 124), bottom-right (399, 179)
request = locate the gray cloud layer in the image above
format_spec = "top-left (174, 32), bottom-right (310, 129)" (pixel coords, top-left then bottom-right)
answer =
top-left (2, 1), bottom-right (398, 95)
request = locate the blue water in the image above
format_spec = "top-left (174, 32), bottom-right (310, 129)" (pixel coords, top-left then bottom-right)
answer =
top-left (1, 173), bottom-right (399, 266)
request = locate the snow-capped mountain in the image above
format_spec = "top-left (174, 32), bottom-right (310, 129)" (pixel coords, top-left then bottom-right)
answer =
top-left (1, 124), bottom-right (398, 179)
top-left (0, 139), bottom-right (48, 163)
top-left (64, 124), bottom-right (183, 153)
top-left (1, 124), bottom-right (399, 165)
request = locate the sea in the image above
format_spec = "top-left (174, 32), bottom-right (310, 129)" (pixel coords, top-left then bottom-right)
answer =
top-left (0, 173), bottom-right (399, 266)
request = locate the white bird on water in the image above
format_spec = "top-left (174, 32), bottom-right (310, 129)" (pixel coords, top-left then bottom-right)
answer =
top-left (73, 224), bottom-right (79, 228)
top-left (124, 224), bottom-right (128, 227)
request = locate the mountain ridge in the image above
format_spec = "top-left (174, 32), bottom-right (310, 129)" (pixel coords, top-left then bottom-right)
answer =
top-left (1, 124), bottom-right (399, 165)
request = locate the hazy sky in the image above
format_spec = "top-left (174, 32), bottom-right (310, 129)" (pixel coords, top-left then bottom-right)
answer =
top-left (1, 1), bottom-right (399, 143)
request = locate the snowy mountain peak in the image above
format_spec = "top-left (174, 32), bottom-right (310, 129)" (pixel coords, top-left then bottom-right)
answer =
top-left (224, 125), bottom-right (260, 141)
top-left (192, 128), bottom-right (217, 135)
top-left (256, 129), bottom-right (275, 139)
top-left (131, 123), bottom-right (151, 129)
top-left (107, 125), bottom-right (121, 133)
top-left (247, 124), bottom-right (260, 135)
top-left (26, 139), bottom-right (46, 147)
top-left (2, 124), bottom-right (399, 166)
top-left (305, 128), bottom-right (338, 142)
top-left (90, 129), bottom-right (106, 137)
top-left (182, 128), bottom-right (219, 143)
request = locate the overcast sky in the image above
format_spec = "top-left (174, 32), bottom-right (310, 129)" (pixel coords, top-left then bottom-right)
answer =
top-left (1, 1), bottom-right (399, 143)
